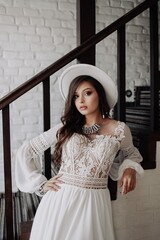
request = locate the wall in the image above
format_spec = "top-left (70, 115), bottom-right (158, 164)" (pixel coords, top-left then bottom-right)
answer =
top-left (0, 0), bottom-right (159, 239)
top-left (112, 142), bottom-right (160, 240)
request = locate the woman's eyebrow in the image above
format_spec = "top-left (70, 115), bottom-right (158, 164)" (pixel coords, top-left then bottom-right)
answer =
top-left (75, 87), bottom-right (92, 94)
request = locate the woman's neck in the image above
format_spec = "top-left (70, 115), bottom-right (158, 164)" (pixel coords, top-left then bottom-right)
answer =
top-left (84, 114), bottom-right (103, 127)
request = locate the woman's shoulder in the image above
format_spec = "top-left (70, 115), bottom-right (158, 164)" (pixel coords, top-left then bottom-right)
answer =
top-left (104, 118), bottom-right (127, 128)
top-left (103, 118), bottom-right (124, 127)
top-left (101, 118), bottom-right (127, 136)
top-left (101, 118), bottom-right (117, 135)
top-left (107, 120), bottom-right (132, 139)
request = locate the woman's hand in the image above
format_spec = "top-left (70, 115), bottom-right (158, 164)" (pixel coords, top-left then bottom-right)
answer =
top-left (43, 173), bottom-right (64, 193)
top-left (119, 168), bottom-right (136, 195)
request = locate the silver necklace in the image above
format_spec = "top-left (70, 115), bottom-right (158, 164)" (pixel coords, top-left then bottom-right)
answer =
top-left (82, 123), bottom-right (101, 135)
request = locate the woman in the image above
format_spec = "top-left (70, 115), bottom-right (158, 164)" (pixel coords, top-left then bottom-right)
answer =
top-left (15, 64), bottom-right (144, 240)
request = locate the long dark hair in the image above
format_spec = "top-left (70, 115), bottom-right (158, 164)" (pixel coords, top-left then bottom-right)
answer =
top-left (53, 75), bottom-right (110, 165)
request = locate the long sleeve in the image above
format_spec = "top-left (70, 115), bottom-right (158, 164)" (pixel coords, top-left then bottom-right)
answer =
top-left (15, 123), bottom-right (62, 195)
top-left (109, 124), bottom-right (144, 180)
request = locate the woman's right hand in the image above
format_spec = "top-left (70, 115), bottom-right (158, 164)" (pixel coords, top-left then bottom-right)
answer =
top-left (43, 173), bottom-right (64, 193)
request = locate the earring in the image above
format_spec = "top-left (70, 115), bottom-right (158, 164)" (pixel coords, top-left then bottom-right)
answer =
top-left (102, 110), bottom-right (107, 119)
top-left (102, 109), bottom-right (106, 119)
top-left (109, 109), bottom-right (113, 118)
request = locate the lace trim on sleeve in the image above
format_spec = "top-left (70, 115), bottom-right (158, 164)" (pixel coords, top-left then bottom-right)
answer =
top-left (30, 134), bottom-right (49, 156)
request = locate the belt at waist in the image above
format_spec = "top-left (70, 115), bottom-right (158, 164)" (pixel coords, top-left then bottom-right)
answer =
top-left (59, 172), bottom-right (108, 189)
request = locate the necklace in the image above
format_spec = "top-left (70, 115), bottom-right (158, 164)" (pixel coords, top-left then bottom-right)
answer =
top-left (82, 123), bottom-right (101, 135)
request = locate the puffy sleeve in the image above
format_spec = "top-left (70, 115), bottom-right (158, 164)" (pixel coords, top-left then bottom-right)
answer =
top-left (15, 123), bottom-right (62, 195)
top-left (109, 123), bottom-right (144, 180)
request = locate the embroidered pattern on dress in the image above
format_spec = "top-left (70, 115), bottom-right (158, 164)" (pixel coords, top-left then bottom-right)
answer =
top-left (59, 121), bottom-right (126, 182)
top-left (114, 121), bottom-right (125, 141)
top-left (60, 172), bottom-right (108, 189)
top-left (30, 135), bottom-right (49, 156)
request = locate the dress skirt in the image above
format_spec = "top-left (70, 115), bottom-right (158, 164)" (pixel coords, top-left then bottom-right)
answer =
top-left (29, 184), bottom-right (115, 240)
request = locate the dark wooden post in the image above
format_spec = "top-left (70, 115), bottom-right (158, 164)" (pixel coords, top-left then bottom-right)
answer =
top-left (43, 78), bottom-right (51, 179)
top-left (77, 0), bottom-right (96, 65)
top-left (150, 1), bottom-right (159, 131)
top-left (117, 25), bottom-right (126, 122)
top-left (2, 106), bottom-right (14, 239)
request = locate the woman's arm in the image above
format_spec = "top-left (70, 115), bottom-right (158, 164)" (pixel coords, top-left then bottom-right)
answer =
top-left (15, 123), bottom-right (62, 196)
top-left (118, 124), bottom-right (144, 176)
top-left (109, 123), bottom-right (144, 194)
top-left (118, 124), bottom-right (144, 194)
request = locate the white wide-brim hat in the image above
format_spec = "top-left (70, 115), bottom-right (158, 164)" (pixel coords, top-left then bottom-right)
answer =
top-left (59, 64), bottom-right (118, 109)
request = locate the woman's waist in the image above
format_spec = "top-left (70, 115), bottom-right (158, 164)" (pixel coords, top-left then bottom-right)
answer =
top-left (59, 171), bottom-right (108, 189)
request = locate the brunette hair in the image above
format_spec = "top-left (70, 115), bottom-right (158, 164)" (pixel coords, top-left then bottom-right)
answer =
top-left (53, 75), bottom-right (110, 165)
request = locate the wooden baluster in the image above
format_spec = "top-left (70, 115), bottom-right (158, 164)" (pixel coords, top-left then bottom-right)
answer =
top-left (2, 105), bottom-right (14, 239)
top-left (43, 78), bottom-right (51, 179)
top-left (117, 25), bottom-right (126, 122)
top-left (150, 1), bottom-right (159, 131)
top-left (77, 0), bottom-right (95, 65)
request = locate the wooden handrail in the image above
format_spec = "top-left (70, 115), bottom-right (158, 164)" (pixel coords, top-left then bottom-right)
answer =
top-left (0, 0), bottom-right (158, 110)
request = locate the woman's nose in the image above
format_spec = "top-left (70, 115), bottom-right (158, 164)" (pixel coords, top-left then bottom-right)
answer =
top-left (79, 94), bottom-right (84, 103)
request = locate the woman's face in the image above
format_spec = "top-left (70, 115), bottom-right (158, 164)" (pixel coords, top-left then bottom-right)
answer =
top-left (73, 81), bottom-right (100, 116)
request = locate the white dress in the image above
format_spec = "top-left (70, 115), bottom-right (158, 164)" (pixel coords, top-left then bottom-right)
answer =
top-left (15, 121), bottom-right (144, 240)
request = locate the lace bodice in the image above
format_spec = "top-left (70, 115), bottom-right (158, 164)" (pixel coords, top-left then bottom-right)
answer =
top-left (15, 121), bottom-right (144, 194)
top-left (60, 130), bottom-right (123, 179)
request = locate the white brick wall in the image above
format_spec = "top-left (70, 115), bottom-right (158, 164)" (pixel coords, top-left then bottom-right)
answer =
top-left (112, 142), bottom-right (160, 240)
top-left (0, 0), bottom-right (160, 239)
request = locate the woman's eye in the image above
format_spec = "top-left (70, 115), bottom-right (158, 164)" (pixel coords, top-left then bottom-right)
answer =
top-left (84, 91), bottom-right (92, 96)
top-left (73, 95), bottom-right (79, 100)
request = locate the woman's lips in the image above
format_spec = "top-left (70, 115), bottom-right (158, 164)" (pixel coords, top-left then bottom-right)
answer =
top-left (79, 106), bottom-right (87, 110)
